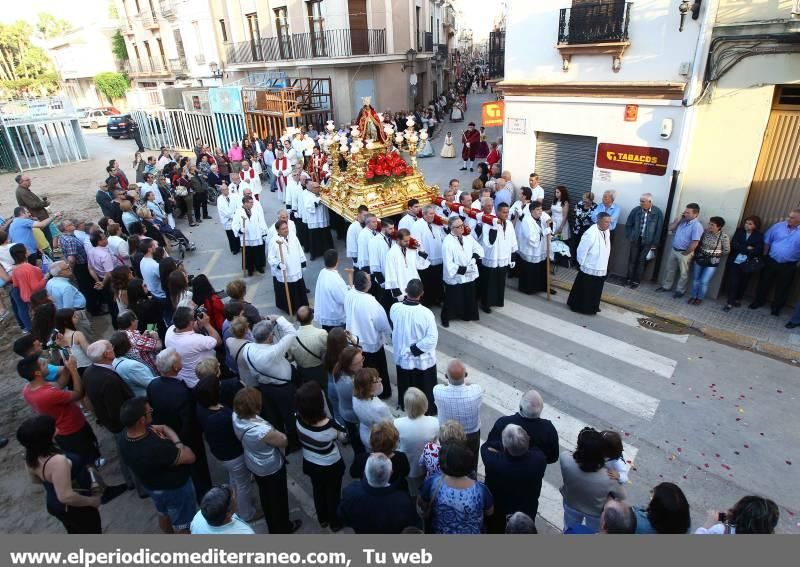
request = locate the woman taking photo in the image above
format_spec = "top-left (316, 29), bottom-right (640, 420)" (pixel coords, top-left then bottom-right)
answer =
top-left (689, 216), bottom-right (731, 305)
top-left (232, 387), bottom-right (302, 534)
top-left (418, 442), bottom-right (494, 534)
top-left (295, 381), bottom-right (346, 532)
top-left (560, 427), bottom-right (626, 532)
top-left (352, 368), bottom-right (393, 452)
top-left (723, 215), bottom-right (764, 312)
top-left (54, 308), bottom-right (92, 376)
top-left (192, 274), bottom-right (224, 332)
top-left (332, 345), bottom-right (366, 455)
top-left (16, 415), bottom-right (126, 534)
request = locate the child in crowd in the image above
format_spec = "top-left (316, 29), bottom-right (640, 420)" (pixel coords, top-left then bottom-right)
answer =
top-left (603, 430), bottom-right (629, 485)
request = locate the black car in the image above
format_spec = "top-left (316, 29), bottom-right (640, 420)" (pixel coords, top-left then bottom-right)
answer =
top-left (106, 114), bottom-right (135, 139)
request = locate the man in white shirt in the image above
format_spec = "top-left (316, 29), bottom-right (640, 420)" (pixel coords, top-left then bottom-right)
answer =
top-left (265, 209), bottom-right (297, 244)
top-left (433, 358), bottom-right (483, 471)
top-left (411, 205), bottom-right (445, 308)
top-left (190, 486), bottom-right (255, 535)
top-left (231, 196), bottom-right (268, 276)
top-left (398, 199), bottom-right (421, 232)
top-left (384, 228), bottom-right (421, 303)
top-left (346, 205), bottom-right (369, 266)
top-left (345, 271), bottom-right (392, 399)
top-left (480, 203), bottom-right (518, 314)
top-left (261, 141), bottom-right (276, 192)
top-left (216, 183), bottom-right (240, 255)
top-left (314, 249), bottom-right (350, 330)
top-left (267, 220), bottom-right (309, 315)
top-left (164, 307), bottom-right (221, 388)
top-left (568, 213), bottom-right (612, 315)
top-left (242, 317), bottom-right (299, 449)
top-left (357, 214), bottom-right (379, 272)
top-left (138, 238), bottom-right (169, 320)
top-left (390, 279), bottom-right (438, 412)
top-left (528, 173), bottom-right (545, 203)
top-left (368, 218), bottom-right (394, 305)
top-left (303, 181), bottom-right (334, 260)
top-left (441, 216), bottom-right (483, 327)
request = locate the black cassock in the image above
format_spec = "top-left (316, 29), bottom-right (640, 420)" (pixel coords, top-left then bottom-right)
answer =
top-left (308, 226), bottom-right (334, 260)
top-left (442, 281), bottom-right (480, 323)
top-left (518, 258), bottom-right (548, 295)
top-left (419, 264), bottom-right (444, 307)
top-left (479, 264), bottom-right (508, 308)
top-left (567, 270), bottom-right (605, 315)
top-left (273, 277), bottom-right (309, 315)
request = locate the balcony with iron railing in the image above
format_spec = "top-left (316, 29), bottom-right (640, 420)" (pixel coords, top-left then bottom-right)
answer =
top-left (195, 54), bottom-right (206, 65)
top-left (417, 31), bottom-right (434, 52)
top-left (169, 57), bottom-right (189, 75)
top-left (226, 28), bottom-right (386, 65)
top-left (137, 10), bottom-right (160, 29)
top-left (556, 1), bottom-right (633, 71)
top-left (126, 57), bottom-right (171, 77)
top-left (159, 0), bottom-right (177, 19)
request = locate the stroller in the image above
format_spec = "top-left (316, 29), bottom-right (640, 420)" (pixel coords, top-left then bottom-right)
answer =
top-left (153, 218), bottom-right (195, 258)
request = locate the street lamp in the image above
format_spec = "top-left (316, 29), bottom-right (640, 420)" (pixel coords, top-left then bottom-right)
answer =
top-left (209, 61), bottom-right (224, 79)
top-left (401, 48), bottom-right (417, 72)
top-left (678, 0), bottom-right (702, 32)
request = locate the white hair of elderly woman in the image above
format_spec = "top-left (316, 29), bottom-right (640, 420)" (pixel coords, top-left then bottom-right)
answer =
top-left (505, 512), bottom-right (536, 534)
top-left (156, 347), bottom-right (181, 375)
top-left (364, 453), bottom-right (393, 488)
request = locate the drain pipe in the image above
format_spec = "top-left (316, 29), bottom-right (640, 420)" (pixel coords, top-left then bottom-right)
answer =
top-left (652, 168), bottom-right (680, 279)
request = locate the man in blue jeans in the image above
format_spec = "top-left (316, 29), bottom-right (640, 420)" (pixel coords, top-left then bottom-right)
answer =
top-left (655, 203), bottom-right (704, 298)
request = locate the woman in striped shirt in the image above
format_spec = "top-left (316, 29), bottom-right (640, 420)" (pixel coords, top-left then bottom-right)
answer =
top-left (295, 381), bottom-right (347, 532)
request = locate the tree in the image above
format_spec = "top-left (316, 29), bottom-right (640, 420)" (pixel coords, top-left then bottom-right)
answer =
top-left (111, 30), bottom-right (129, 61)
top-left (35, 13), bottom-right (71, 40)
top-left (94, 71), bottom-right (130, 102)
top-left (0, 21), bottom-right (59, 94)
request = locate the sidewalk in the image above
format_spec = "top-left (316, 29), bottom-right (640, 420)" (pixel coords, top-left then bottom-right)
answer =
top-left (549, 266), bottom-right (800, 363)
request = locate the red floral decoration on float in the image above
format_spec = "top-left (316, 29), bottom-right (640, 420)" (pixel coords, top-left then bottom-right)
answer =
top-left (365, 152), bottom-right (414, 181)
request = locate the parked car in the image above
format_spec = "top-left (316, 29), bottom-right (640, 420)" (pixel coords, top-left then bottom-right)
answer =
top-left (106, 114), bottom-right (136, 139)
top-left (80, 108), bottom-right (117, 129)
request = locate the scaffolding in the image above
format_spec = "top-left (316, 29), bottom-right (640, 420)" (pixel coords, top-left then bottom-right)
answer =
top-left (0, 97), bottom-right (89, 172)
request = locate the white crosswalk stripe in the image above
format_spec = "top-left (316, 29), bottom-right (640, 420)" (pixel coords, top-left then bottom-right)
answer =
top-left (446, 321), bottom-right (661, 420)
top-left (496, 300), bottom-right (677, 378)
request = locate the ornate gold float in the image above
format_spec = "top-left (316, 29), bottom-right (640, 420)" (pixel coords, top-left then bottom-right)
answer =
top-left (319, 98), bottom-right (439, 221)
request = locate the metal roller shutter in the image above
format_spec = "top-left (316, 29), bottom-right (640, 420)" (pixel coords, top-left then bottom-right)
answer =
top-left (534, 132), bottom-right (598, 206)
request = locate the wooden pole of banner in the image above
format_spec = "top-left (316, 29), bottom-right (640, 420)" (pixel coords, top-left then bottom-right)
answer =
top-left (546, 234), bottom-right (552, 301)
top-left (345, 268), bottom-right (354, 287)
top-left (277, 241), bottom-right (294, 318)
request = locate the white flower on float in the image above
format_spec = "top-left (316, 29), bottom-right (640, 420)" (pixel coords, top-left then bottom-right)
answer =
top-left (410, 134), bottom-right (419, 144)
top-left (406, 116), bottom-right (415, 128)
top-left (395, 133), bottom-right (404, 143)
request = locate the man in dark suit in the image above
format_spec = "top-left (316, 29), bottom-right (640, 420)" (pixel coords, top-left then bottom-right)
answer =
top-left (485, 389), bottom-right (559, 464)
top-left (83, 340), bottom-right (134, 435)
top-left (624, 193), bottom-right (665, 289)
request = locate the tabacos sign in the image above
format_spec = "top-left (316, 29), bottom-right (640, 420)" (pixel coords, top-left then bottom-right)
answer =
top-left (596, 143), bottom-right (670, 176)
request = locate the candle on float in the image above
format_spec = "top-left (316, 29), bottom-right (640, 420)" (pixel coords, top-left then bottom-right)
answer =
top-left (406, 116), bottom-right (415, 128)
top-left (420, 130), bottom-right (429, 141)
top-left (395, 133), bottom-right (404, 144)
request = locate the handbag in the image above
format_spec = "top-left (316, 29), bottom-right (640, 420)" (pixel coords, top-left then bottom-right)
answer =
top-left (694, 233), bottom-right (723, 267)
top-left (418, 474), bottom-right (446, 533)
top-left (742, 255), bottom-right (764, 273)
top-left (175, 186), bottom-right (188, 197)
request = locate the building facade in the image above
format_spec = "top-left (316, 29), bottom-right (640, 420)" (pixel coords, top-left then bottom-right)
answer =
top-left (209, 0), bottom-right (456, 124)
top-left (115, 0), bottom-right (225, 89)
top-left (45, 21), bottom-right (121, 109)
top-left (499, 0), bottom-right (800, 298)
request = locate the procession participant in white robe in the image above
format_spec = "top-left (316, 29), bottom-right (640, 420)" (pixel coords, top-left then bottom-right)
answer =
top-left (568, 213), bottom-right (612, 315)
top-left (314, 249), bottom-right (350, 331)
top-left (518, 201), bottom-right (555, 296)
top-left (357, 214), bottom-right (379, 272)
top-left (456, 192), bottom-right (478, 238)
top-left (384, 229), bottom-right (421, 303)
top-left (303, 181), bottom-right (334, 260)
top-left (262, 141), bottom-right (277, 192)
top-left (303, 135), bottom-right (315, 168)
top-left (292, 133), bottom-right (307, 168)
top-left (268, 220), bottom-right (309, 315)
top-left (472, 196), bottom-right (495, 242)
top-left (436, 188), bottom-right (459, 220)
top-left (272, 147), bottom-right (291, 197)
top-left (346, 205), bottom-right (369, 266)
top-left (233, 186), bottom-right (251, 214)
top-left (216, 183), bottom-right (241, 255)
top-left (390, 278), bottom-right (438, 413)
top-left (398, 199), bottom-right (421, 232)
top-left (290, 170), bottom-right (311, 252)
top-left (284, 138), bottom-right (301, 169)
top-left (508, 187), bottom-right (533, 279)
top-left (411, 205), bottom-right (446, 308)
top-left (238, 160), bottom-right (263, 199)
top-left (231, 195), bottom-right (269, 276)
top-left (529, 173), bottom-right (545, 203)
top-left (479, 203), bottom-right (518, 313)
top-left (284, 167), bottom-right (301, 212)
top-left (265, 209), bottom-right (297, 244)
top-left (368, 218), bottom-right (395, 309)
top-left (344, 271), bottom-right (392, 399)
top-left (441, 216), bottom-right (483, 327)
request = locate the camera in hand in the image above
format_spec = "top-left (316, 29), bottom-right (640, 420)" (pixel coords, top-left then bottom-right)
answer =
top-left (195, 306), bottom-right (208, 320)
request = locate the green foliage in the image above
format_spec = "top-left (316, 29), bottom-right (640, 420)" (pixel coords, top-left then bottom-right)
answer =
top-left (108, 0), bottom-right (119, 19)
top-left (111, 30), bottom-right (129, 61)
top-left (94, 71), bottom-right (130, 101)
top-left (35, 12), bottom-right (71, 39)
top-left (0, 20), bottom-right (59, 94)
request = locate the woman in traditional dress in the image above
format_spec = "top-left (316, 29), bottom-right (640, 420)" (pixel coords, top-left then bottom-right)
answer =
top-left (440, 132), bottom-right (457, 158)
top-left (475, 127), bottom-right (490, 159)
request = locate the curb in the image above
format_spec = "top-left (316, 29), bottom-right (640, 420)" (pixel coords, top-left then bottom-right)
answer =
top-left (550, 280), bottom-right (800, 364)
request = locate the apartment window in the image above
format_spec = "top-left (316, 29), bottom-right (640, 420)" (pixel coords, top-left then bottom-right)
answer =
top-left (156, 37), bottom-right (167, 68)
top-left (246, 12), bottom-right (263, 60)
top-left (173, 28), bottom-right (186, 59)
top-left (274, 7), bottom-right (292, 59)
top-left (307, 0), bottom-right (326, 57)
top-left (219, 18), bottom-right (228, 42)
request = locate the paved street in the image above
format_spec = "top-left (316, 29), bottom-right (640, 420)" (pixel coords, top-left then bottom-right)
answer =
top-left (1, 94), bottom-right (797, 534)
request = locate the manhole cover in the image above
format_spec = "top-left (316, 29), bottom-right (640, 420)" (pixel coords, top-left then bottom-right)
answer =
top-left (637, 317), bottom-right (688, 335)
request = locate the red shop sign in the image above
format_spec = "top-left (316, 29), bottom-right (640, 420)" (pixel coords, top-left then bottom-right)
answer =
top-left (596, 143), bottom-right (669, 176)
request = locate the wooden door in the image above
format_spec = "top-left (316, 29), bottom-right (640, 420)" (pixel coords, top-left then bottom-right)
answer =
top-left (349, 0), bottom-right (368, 55)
